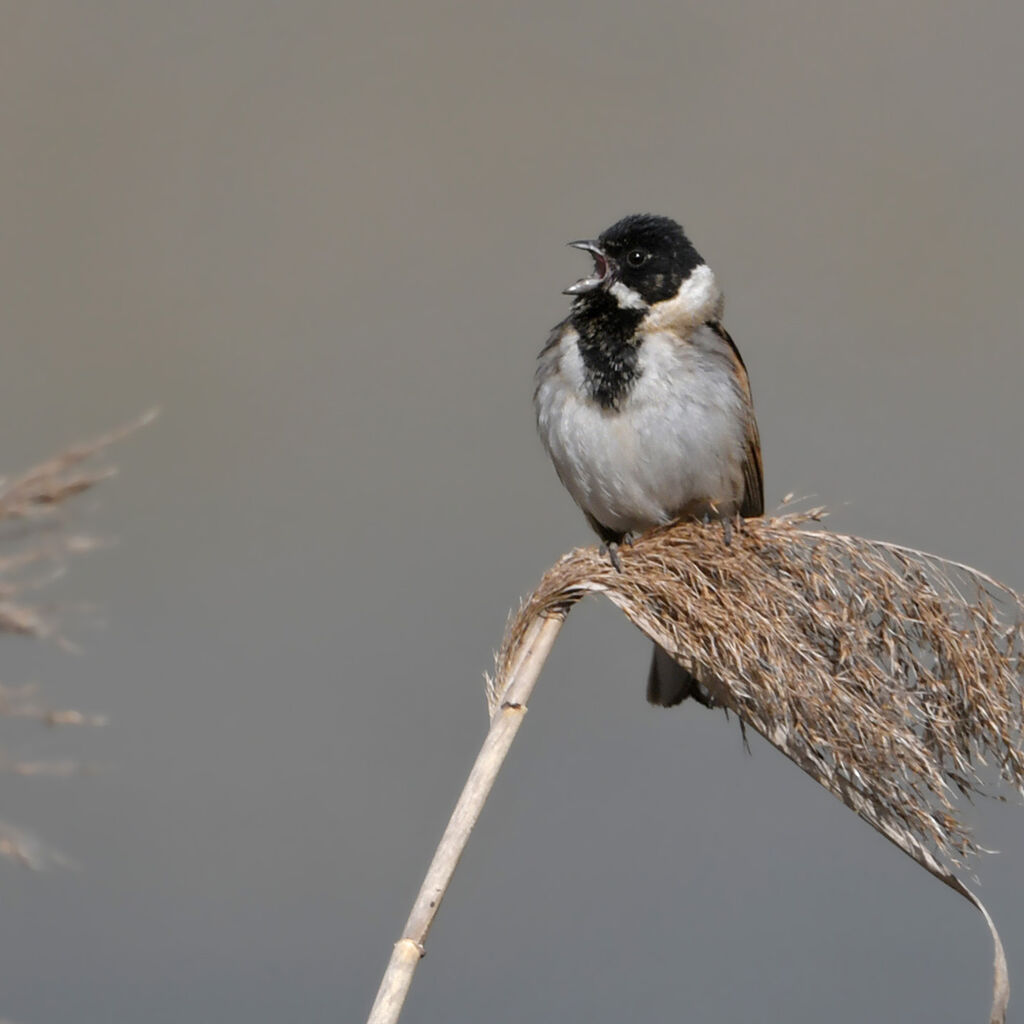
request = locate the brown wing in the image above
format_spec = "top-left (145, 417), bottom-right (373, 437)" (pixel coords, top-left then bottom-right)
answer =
top-left (708, 321), bottom-right (764, 518)
top-left (533, 317), bottom-right (572, 402)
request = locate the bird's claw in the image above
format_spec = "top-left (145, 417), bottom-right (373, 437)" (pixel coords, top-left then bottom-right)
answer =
top-left (701, 511), bottom-right (734, 548)
top-left (605, 542), bottom-right (624, 572)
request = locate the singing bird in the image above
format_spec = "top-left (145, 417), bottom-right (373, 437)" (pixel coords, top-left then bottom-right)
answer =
top-left (534, 213), bottom-right (763, 707)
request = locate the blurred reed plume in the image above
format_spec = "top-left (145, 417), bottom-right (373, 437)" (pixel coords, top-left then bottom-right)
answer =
top-left (369, 504), bottom-right (1023, 1024)
top-left (0, 412), bottom-right (154, 869)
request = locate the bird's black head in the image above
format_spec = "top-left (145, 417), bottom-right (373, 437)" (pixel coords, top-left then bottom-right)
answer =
top-left (564, 213), bottom-right (704, 307)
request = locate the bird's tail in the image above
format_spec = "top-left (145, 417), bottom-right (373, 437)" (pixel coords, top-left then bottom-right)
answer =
top-left (646, 644), bottom-right (700, 707)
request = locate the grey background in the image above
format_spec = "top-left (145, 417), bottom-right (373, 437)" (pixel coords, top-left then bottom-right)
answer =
top-left (2, 2), bottom-right (1022, 1022)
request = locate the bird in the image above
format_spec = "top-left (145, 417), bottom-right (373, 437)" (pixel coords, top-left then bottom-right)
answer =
top-left (534, 213), bottom-right (763, 708)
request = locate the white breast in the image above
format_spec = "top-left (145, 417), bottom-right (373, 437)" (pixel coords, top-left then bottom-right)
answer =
top-left (535, 325), bottom-right (747, 535)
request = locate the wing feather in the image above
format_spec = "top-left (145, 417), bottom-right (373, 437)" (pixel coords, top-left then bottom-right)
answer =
top-left (708, 321), bottom-right (764, 517)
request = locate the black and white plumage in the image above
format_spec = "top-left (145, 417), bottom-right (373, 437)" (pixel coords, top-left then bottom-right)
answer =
top-left (534, 214), bottom-right (764, 707)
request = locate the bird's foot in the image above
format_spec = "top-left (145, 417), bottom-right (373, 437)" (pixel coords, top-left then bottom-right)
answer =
top-left (701, 511), bottom-right (734, 548)
top-left (604, 541), bottom-right (624, 573)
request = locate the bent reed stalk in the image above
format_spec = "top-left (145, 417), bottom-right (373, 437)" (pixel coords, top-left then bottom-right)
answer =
top-left (366, 613), bottom-right (566, 1024)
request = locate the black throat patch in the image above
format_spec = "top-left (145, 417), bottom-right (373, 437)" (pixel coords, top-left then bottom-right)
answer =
top-left (571, 292), bottom-right (644, 409)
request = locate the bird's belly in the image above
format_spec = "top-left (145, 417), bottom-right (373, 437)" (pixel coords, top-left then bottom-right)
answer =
top-left (538, 373), bottom-right (746, 536)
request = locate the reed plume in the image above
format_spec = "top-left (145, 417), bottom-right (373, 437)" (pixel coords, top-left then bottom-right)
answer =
top-left (371, 507), bottom-right (1023, 1023)
top-left (0, 412), bottom-right (154, 868)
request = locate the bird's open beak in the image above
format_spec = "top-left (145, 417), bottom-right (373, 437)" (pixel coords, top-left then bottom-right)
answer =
top-left (563, 239), bottom-right (615, 295)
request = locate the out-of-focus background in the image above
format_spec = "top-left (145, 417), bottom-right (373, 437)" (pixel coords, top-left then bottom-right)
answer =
top-left (2, 3), bottom-right (1022, 1022)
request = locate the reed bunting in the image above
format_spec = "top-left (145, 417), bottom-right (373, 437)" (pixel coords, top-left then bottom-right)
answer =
top-left (534, 213), bottom-right (764, 707)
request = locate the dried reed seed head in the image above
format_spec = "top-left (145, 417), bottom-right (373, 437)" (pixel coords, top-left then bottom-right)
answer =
top-left (494, 510), bottom-right (1024, 868)
top-left (0, 416), bottom-right (152, 869)
top-left (0, 411), bottom-right (155, 640)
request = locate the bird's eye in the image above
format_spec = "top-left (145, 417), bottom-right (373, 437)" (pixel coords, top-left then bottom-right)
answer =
top-left (626, 249), bottom-right (647, 267)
